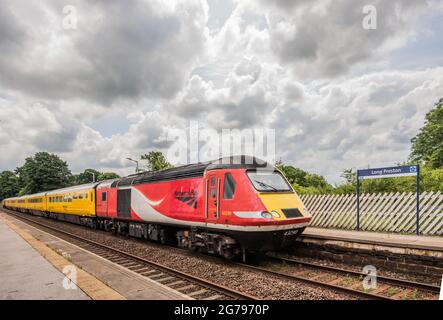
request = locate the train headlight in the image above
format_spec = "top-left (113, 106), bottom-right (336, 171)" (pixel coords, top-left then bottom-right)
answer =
top-left (271, 210), bottom-right (280, 218)
top-left (261, 211), bottom-right (272, 219)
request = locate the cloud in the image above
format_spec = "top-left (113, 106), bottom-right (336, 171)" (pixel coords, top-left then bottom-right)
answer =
top-left (263, 0), bottom-right (433, 79)
top-left (0, 0), bottom-right (208, 104)
top-left (0, 0), bottom-right (442, 185)
top-left (270, 68), bottom-right (443, 182)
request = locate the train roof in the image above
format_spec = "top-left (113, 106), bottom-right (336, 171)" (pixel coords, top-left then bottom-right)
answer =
top-left (23, 192), bottom-right (47, 197)
top-left (115, 155), bottom-right (273, 187)
top-left (3, 156), bottom-right (274, 198)
top-left (45, 182), bottom-right (101, 195)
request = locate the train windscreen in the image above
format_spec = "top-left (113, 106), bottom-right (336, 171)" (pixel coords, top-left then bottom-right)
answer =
top-left (247, 171), bottom-right (292, 192)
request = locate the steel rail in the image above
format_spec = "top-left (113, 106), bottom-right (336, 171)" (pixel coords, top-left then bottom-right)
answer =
top-left (230, 261), bottom-right (393, 300)
top-left (267, 254), bottom-right (441, 294)
top-left (2, 209), bottom-right (258, 301)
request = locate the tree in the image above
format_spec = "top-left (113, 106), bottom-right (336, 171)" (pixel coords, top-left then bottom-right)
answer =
top-left (141, 151), bottom-right (172, 172)
top-left (340, 168), bottom-right (356, 185)
top-left (410, 98), bottom-right (443, 168)
top-left (17, 152), bottom-right (72, 194)
top-left (0, 171), bottom-right (20, 200)
top-left (71, 170), bottom-right (120, 184)
top-left (276, 161), bottom-right (333, 194)
top-left (73, 169), bottom-right (101, 184)
top-left (277, 164), bottom-right (308, 186)
top-left (98, 172), bottom-right (120, 181)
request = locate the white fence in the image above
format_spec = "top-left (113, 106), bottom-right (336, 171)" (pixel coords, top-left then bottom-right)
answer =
top-left (300, 192), bottom-right (443, 236)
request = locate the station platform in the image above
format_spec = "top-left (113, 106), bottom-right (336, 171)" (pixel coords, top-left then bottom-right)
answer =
top-left (0, 212), bottom-right (190, 300)
top-left (0, 217), bottom-right (90, 300)
top-left (303, 227), bottom-right (443, 252)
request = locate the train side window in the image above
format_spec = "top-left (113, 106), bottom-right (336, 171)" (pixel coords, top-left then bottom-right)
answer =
top-left (79, 193), bottom-right (84, 200)
top-left (85, 193), bottom-right (88, 199)
top-left (102, 192), bottom-right (107, 201)
top-left (211, 177), bottom-right (216, 186)
top-left (210, 188), bottom-right (216, 198)
top-left (223, 173), bottom-right (236, 199)
top-left (68, 195), bottom-right (72, 202)
top-left (73, 194), bottom-right (78, 200)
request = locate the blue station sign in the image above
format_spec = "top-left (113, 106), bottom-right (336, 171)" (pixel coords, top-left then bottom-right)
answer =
top-left (357, 165), bottom-right (418, 180)
top-left (355, 164), bottom-right (420, 234)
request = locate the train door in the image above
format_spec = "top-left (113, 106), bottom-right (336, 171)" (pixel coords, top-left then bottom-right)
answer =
top-left (206, 173), bottom-right (221, 222)
top-left (96, 189), bottom-right (109, 217)
top-left (117, 188), bottom-right (131, 218)
top-left (102, 190), bottom-right (108, 217)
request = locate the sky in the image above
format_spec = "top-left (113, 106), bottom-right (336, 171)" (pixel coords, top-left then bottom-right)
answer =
top-left (0, 0), bottom-right (442, 184)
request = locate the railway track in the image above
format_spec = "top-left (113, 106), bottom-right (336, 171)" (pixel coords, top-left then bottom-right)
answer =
top-left (3, 209), bottom-right (440, 300)
top-left (236, 254), bottom-right (441, 300)
top-left (2, 209), bottom-right (257, 301)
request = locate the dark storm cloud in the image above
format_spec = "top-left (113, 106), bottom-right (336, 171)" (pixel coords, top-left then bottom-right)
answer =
top-left (267, 0), bottom-right (429, 78)
top-left (34, 129), bottom-right (77, 153)
top-left (0, 0), bottom-right (207, 104)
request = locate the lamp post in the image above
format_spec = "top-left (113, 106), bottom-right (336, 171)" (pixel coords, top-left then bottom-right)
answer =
top-left (126, 157), bottom-right (139, 173)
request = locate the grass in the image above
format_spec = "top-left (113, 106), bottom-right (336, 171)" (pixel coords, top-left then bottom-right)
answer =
top-left (386, 287), bottom-right (400, 296)
top-left (343, 275), bottom-right (356, 287)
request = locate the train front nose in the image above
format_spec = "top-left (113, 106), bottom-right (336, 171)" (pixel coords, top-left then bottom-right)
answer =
top-left (258, 193), bottom-right (311, 221)
top-left (256, 193), bottom-right (311, 250)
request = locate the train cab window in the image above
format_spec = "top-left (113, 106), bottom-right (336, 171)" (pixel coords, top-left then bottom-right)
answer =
top-left (223, 173), bottom-right (236, 199)
top-left (247, 171), bottom-right (292, 192)
top-left (101, 192), bottom-right (107, 201)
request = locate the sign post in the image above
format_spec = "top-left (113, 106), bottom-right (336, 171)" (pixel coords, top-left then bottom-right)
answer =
top-left (356, 164), bottom-right (420, 234)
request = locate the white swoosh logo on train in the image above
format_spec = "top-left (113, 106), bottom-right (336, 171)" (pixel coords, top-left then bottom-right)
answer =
top-left (146, 196), bottom-right (164, 206)
top-left (133, 188), bottom-right (164, 206)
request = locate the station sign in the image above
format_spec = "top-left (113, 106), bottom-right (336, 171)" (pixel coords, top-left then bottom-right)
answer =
top-left (356, 164), bottom-right (420, 235)
top-left (357, 165), bottom-right (418, 180)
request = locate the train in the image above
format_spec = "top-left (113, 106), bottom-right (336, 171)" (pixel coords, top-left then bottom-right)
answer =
top-left (2, 156), bottom-right (311, 259)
